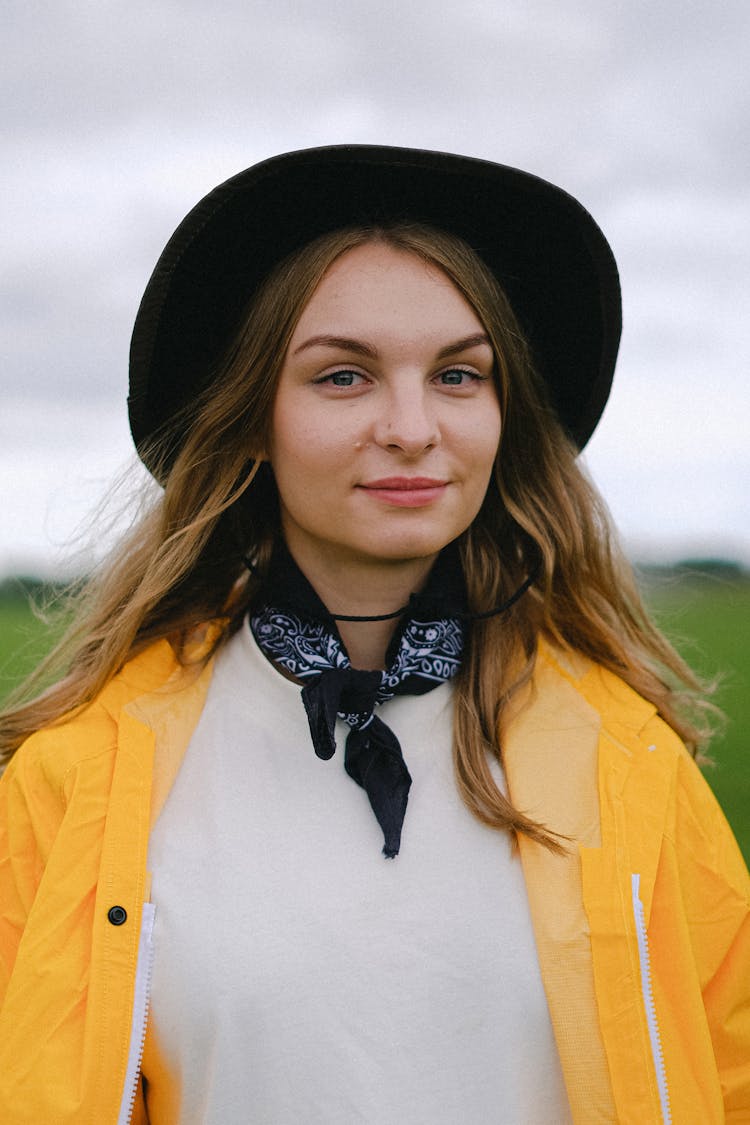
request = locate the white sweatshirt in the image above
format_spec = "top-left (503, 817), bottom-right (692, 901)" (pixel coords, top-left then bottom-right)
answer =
top-left (143, 621), bottom-right (572, 1124)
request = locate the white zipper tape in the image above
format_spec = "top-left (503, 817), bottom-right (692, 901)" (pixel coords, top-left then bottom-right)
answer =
top-left (118, 901), bottom-right (157, 1125)
top-left (631, 874), bottom-right (671, 1124)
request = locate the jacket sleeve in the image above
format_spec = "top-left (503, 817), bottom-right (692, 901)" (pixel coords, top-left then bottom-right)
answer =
top-left (0, 711), bottom-right (150, 1123)
top-left (675, 748), bottom-right (750, 1118)
top-left (0, 731), bottom-right (68, 1004)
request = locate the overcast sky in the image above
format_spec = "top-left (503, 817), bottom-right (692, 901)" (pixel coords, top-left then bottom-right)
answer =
top-left (2, 0), bottom-right (749, 575)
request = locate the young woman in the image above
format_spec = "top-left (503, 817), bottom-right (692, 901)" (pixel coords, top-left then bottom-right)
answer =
top-left (1, 146), bottom-right (748, 1124)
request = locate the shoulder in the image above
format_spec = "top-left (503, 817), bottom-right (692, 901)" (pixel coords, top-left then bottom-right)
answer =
top-left (532, 639), bottom-right (704, 829)
top-left (4, 638), bottom-right (187, 795)
top-left (1, 631), bottom-right (219, 907)
top-left (536, 638), bottom-right (685, 759)
top-left (537, 640), bottom-right (749, 889)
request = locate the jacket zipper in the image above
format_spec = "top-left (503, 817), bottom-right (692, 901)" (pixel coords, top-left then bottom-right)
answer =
top-left (631, 874), bottom-right (671, 1124)
top-left (118, 901), bottom-right (156, 1125)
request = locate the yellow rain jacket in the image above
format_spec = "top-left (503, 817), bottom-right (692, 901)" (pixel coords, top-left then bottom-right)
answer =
top-left (1, 636), bottom-right (748, 1123)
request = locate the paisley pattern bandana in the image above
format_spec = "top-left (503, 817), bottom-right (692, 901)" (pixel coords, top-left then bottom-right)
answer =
top-left (249, 544), bottom-right (467, 858)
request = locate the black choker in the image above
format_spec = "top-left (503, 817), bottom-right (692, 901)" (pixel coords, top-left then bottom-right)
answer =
top-left (243, 546), bottom-right (538, 625)
top-left (329, 566), bottom-right (539, 622)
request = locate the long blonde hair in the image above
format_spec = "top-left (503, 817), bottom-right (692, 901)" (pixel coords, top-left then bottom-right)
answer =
top-left (0, 224), bottom-right (714, 848)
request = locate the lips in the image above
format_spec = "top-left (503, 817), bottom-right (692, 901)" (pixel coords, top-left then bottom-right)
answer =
top-left (358, 477), bottom-right (449, 507)
top-left (361, 477), bottom-right (446, 489)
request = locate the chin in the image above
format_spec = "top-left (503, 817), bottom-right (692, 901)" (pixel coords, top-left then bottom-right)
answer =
top-left (360, 531), bottom-right (460, 563)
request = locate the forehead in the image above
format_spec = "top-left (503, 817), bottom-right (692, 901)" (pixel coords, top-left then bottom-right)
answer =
top-left (292, 241), bottom-right (486, 338)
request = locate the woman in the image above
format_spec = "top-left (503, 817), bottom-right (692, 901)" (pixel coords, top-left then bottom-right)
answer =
top-left (0, 146), bottom-right (748, 1123)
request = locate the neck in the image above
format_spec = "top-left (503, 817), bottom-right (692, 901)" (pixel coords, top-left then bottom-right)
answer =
top-left (336, 619), bottom-right (400, 671)
top-left (285, 548), bottom-right (438, 671)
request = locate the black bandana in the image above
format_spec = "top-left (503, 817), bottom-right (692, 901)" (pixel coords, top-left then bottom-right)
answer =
top-left (249, 544), bottom-right (467, 858)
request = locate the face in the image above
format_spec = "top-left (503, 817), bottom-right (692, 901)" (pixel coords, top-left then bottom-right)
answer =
top-left (266, 241), bottom-right (502, 579)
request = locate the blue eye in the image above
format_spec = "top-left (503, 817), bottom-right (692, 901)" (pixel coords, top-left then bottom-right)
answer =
top-left (316, 369), bottom-right (364, 387)
top-left (438, 368), bottom-right (477, 386)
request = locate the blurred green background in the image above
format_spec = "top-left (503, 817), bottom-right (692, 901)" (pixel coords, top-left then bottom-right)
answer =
top-left (1, 567), bottom-right (748, 863)
top-left (639, 565), bottom-right (750, 865)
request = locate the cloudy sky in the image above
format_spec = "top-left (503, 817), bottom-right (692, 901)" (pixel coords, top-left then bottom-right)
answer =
top-left (2, 0), bottom-right (749, 576)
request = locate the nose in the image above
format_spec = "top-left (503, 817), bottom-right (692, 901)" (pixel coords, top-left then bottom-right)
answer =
top-left (373, 381), bottom-right (440, 456)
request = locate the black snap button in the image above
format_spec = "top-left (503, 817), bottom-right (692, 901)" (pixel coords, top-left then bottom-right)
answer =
top-left (107, 905), bottom-right (128, 926)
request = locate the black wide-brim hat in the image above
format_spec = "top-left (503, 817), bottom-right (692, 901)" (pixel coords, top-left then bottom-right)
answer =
top-left (129, 145), bottom-right (621, 479)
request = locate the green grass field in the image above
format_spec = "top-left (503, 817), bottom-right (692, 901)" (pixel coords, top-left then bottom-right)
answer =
top-left (0, 584), bottom-right (69, 702)
top-left (1, 574), bottom-right (748, 862)
top-left (640, 571), bottom-right (750, 864)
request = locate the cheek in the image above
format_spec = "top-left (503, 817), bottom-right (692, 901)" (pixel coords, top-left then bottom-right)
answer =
top-left (470, 409), bottom-right (502, 478)
top-left (269, 400), bottom-right (307, 466)
top-left (268, 407), bottom-right (341, 496)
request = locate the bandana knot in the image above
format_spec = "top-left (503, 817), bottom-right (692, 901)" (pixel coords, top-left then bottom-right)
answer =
top-left (249, 547), bottom-right (467, 858)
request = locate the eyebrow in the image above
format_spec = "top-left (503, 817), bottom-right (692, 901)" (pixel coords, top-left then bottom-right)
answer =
top-left (435, 333), bottom-right (492, 360)
top-left (293, 334), bottom-right (378, 358)
top-left (292, 332), bottom-right (493, 359)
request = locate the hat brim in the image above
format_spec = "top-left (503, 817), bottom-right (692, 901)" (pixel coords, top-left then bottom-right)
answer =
top-left (129, 145), bottom-right (621, 476)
